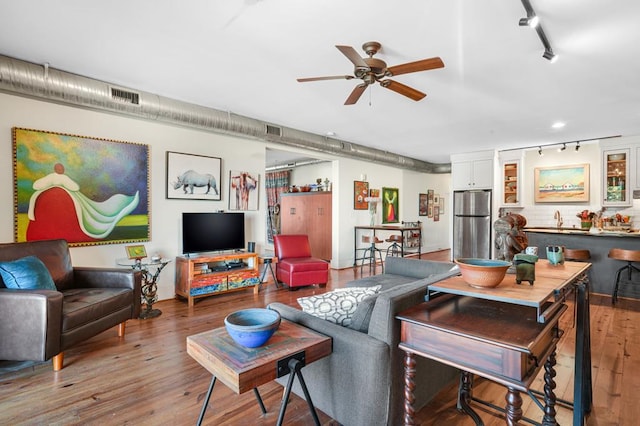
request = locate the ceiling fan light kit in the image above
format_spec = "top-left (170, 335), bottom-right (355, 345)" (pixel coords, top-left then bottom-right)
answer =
top-left (297, 41), bottom-right (444, 105)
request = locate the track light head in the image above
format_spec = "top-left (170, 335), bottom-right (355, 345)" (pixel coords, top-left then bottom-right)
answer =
top-left (558, 143), bottom-right (567, 152)
top-left (543, 49), bottom-right (558, 62)
top-left (538, 146), bottom-right (543, 156)
top-left (575, 141), bottom-right (581, 152)
top-left (519, 15), bottom-right (539, 28)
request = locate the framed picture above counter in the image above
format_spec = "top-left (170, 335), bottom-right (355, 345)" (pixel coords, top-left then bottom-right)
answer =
top-left (534, 163), bottom-right (590, 203)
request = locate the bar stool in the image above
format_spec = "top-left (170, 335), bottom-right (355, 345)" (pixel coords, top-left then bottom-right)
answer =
top-left (385, 234), bottom-right (403, 257)
top-left (361, 235), bottom-right (384, 275)
top-left (609, 248), bottom-right (640, 304)
top-left (564, 249), bottom-right (591, 262)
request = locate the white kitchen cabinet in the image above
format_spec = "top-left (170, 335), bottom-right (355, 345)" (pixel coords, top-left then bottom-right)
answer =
top-left (451, 158), bottom-right (494, 190)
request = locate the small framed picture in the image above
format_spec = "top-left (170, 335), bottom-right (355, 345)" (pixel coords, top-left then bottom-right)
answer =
top-left (419, 193), bottom-right (428, 216)
top-left (354, 180), bottom-right (369, 210)
top-left (125, 245), bottom-right (147, 259)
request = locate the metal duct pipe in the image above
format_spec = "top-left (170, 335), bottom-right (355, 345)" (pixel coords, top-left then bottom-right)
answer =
top-left (0, 55), bottom-right (450, 173)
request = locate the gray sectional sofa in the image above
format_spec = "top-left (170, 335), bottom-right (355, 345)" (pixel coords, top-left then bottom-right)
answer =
top-left (268, 256), bottom-right (461, 426)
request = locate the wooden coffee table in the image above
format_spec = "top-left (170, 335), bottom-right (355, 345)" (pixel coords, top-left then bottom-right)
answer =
top-left (187, 318), bottom-right (332, 425)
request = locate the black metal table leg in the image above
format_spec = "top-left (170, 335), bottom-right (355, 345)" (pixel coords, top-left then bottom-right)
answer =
top-left (253, 387), bottom-right (267, 414)
top-left (456, 372), bottom-right (484, 426)
top-left (276, 358), bottom-right (320, 426)
top-left (197, 376), bottom-right (216, 426)
top-left (574, 274), bottom-right (593, 425)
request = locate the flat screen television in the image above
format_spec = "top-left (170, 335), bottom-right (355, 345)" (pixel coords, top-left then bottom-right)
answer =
top-left (182, 212), bottom-right (245, 255)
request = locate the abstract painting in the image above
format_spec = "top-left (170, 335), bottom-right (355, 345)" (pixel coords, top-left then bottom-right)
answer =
top-left (13, 127), bottom-right (149, 246)
top-left (382, 187), bottom-right (399, 224)
top-left (229, 170), bottom-right (259, 210)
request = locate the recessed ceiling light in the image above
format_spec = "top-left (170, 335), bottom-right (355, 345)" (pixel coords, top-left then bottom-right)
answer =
top-left (551, 122), bottom-right (565, 129)
top-left (326, 131), bottom-right (336, 137)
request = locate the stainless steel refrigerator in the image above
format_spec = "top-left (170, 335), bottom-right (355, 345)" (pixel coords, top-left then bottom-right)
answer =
top-left (453, 190), bottom-right (492, 259)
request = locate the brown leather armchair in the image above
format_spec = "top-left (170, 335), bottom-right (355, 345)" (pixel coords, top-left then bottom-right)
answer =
top-left (0, 239), bottom-right (142, 370)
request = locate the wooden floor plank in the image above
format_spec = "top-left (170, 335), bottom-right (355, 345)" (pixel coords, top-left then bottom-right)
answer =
top-left (1, 250), bottom-right (639, 425)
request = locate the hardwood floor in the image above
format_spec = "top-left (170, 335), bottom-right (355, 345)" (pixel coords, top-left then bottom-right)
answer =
top-left (1, 250), bottom-right (639, 425)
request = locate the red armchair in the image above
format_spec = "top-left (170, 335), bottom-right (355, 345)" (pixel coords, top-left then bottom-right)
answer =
top-left (273, 234), bottom-right (329, 289)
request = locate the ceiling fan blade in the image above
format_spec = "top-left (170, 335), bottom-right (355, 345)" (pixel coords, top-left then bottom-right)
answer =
top-left (386, 57), bottom-right (444, 77)
top-left (297, 75), bottom-right (354, 82)
top-left (344, 84), bottom-right (367, 105)
top-left (380, 80), bottom-right (426, 101)
top-left (336, 45), bottom-right (369, 69)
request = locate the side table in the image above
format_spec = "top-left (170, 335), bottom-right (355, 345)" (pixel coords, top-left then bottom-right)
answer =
top-left (187, 318), bottom-right (332, 425)
top-left (116, 258), bottom-right (171, 319)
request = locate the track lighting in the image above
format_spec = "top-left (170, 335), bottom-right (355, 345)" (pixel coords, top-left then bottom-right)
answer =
top-left (538, 146), bottom-right (543, 156)
top-left (519, 15), bottom-right (539, 28)
top-left (575, 141), bottom-right (581, 152)
top-left (520, 0), bottom-right (556, 62)
top-left (558, 143), bottom-right (567, 152)
top-left (543, 49), bottom-right (558, 62)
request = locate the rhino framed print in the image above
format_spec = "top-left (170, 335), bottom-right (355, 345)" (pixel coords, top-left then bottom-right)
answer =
top-left (166, 151), bottom-right (221, 201)
top-left (13, 127), bottom-right (150, 246)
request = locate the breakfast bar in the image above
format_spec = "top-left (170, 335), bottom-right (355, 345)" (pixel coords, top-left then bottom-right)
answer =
top-left (525, 228), bottom-right (640, 298)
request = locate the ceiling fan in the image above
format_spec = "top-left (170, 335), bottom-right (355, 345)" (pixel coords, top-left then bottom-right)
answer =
top-left (297, 41), bottom-right (444, 105)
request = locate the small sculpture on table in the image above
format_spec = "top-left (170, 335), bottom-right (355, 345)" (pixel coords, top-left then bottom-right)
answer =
top-left (494, 213), bottom-right (528, 272)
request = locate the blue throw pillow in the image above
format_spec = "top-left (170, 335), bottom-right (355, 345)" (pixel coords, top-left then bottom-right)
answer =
top-left (0, 256), bottom-right (56, 290)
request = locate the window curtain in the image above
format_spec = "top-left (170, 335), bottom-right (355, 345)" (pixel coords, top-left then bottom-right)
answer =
top-left (265, 170), bottom-right (290, 243)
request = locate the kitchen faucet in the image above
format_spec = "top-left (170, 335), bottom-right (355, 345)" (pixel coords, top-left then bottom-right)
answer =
top-left (554, 210), bottom-right (563, 229)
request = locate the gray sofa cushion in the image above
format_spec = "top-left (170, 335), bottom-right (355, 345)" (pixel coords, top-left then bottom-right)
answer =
top-left (347, 292), bottom-right (379, 332)
top-left (344, 273), bottom-right (416, 291)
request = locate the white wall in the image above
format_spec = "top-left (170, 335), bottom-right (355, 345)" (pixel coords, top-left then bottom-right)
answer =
top-left (0, 92), bottom-right (452, 299)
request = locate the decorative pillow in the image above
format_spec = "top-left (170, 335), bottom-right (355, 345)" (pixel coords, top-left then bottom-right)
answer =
top-left (0, 256), bottom-right (56, 290)
top-left (297, 285), bottom-right (381, 326)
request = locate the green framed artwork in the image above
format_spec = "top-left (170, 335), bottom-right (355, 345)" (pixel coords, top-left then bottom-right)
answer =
top-left (13, 127), bottom-right (150, 246)
top-left (382, 187), bottom-right (399, 224)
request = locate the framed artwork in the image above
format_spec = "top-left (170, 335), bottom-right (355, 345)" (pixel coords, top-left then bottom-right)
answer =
top-left (13, 127), bottom-right (149, 246)
top-left (439, 196), bottom-right (445, 214)
top-left (229, 170), bottom-right (260, 210)
top-left (534, 164), bottom-right (590, 203)
top-left (427, 189), bottom-right (434, 218)
top-left (419, 193), bottom-right (428, 216)
top-left (382, 187), bottom-right (399, 224)
top-left (433, 206), bottom-right (440, 222)
top-left (166, 151), bottom-right (221, 200)
top-left (125, 245), bottom-right (147, 259)
top-left (354, 180), bottom-right (369, 209)
top-left (369, 188), bottom-right (380, 198)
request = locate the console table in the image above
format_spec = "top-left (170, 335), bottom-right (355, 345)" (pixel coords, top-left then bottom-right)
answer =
top-left (353, 223), bottom-right (422, 266)
top-left (401, 260), bottom-right (592, 425)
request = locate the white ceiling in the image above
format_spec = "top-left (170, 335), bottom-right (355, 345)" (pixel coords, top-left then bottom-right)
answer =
top-left (2, 0), bottom-right (640, 165)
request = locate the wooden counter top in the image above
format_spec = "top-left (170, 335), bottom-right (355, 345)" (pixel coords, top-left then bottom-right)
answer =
top-left (525, 227), bottom-right (640, 237)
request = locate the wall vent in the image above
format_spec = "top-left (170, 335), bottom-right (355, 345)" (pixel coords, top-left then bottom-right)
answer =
top-left (266, 124), bottom-right (282, 137)
top-left (110, 87), bottom-right (140, 105)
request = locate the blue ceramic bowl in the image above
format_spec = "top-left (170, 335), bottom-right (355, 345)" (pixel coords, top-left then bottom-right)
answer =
top-left (455, 258), bottom-right (512, 288)
top-left (224, 308), bottom-right (281, 348)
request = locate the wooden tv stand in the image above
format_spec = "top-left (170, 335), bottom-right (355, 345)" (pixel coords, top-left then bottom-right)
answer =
top-left (175, 252), bottom-right (259, 307)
